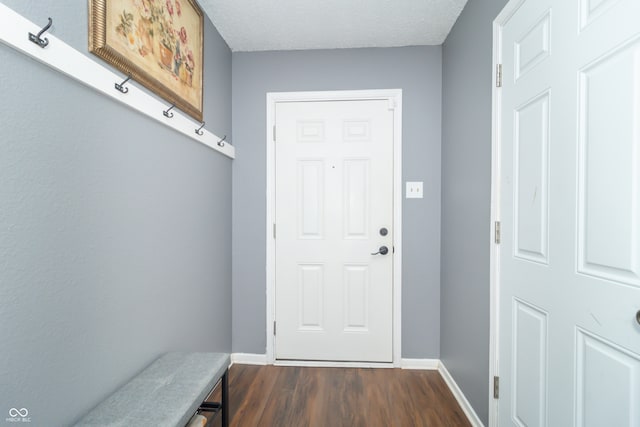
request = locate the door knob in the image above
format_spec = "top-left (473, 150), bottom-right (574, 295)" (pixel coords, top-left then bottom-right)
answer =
top-left (636, 310), bottom-right (640, 326)
top-left (371, 246), bottom-right (389, 256)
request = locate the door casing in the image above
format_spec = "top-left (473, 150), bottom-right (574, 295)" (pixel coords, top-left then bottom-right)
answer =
top-left (490, 1), bottom-right (544, 425)
top-left (266, 89), bottom-right (403, 366)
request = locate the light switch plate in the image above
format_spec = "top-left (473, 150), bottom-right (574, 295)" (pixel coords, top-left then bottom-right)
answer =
top-left (406, 181), bottom-right (423, 199)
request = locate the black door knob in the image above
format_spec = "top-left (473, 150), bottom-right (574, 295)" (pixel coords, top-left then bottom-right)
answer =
top-left (371, 246), bottom-right (389, 256)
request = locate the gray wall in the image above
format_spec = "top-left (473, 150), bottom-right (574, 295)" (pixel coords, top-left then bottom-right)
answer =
top-left (232, 47), bottom-right (442, 358)
top-left (0, 2), bottom-right (232, 426)
top-left (440, 0), bottom-right (508, 424)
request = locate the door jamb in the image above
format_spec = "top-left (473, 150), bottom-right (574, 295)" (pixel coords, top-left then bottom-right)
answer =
top-left (490, 1), bottom-right (527, 425)
top-left (489, 17), bottom-right (503, 426)
top-left (265, 89), bottom-right (403, 366)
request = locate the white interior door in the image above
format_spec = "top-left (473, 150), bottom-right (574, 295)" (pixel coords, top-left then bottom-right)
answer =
top-left (274, 99), bottom-right (394, 362)
top-left (497, 0), bottom-right (640, 425)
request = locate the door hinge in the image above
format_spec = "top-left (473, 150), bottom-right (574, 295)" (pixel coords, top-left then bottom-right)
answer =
top-left (273, 321), bottom-right (276, 336)
top-left (273, 223), bottom-right (276, 239)
top-left (273, 125), bottom-right (276, 142)
top-left (493, 376), bottom-right (500, 399)
top-left (496, 64), bottom-right (503, 88)
top-left (494, 221), bottom-right (501, 244)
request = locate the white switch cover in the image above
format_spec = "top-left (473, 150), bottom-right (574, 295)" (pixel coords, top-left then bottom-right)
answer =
top-left (406, 181), bottom-right (423, 199)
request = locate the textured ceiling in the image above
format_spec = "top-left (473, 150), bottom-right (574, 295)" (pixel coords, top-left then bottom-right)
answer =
top-left (199, 0), bottom-right (468, 52)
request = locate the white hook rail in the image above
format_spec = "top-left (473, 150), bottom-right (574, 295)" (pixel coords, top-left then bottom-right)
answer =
top-left (0, 3), bottom-right (235, 159)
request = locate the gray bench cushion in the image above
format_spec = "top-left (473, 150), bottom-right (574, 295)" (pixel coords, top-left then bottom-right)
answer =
top-left (75, 352), bottom-right (230, 427)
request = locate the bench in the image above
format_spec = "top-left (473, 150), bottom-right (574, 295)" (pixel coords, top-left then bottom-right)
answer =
top-left (75, 352), bottom-right (230, 427)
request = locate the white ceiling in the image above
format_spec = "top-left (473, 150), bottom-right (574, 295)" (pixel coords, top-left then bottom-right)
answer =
top-left (199, 0), bottom-right (469, 52)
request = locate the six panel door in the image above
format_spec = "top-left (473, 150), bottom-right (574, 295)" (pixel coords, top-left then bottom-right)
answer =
top-left (274, 99), bottom-right (394, 362)
top-left (498, 0), bottom-right (640, 425)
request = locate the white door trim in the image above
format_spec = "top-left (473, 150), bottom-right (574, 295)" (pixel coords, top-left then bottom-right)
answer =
top-left (266, 89), bottom-right (403, 366)
top-left (489, 1), bottom-right (527, 426)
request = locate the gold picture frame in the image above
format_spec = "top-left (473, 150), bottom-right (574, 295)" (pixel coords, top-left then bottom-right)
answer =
top-left (89, 0), bottom-right (204, 121)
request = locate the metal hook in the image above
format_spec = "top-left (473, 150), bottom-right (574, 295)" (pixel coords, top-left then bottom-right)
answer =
top-left (195, 122), bottom-right (205, 136)
top-left (115, 75), bottom-right (132, 93)
top-left (217, 135), bottom-right (227, 147)
top-left (163, 103), bottom-right (175, 118)
top-left (29, 17), bottom-right (53, 48)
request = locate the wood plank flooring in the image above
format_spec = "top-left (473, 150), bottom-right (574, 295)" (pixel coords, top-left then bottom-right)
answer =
top-left (206, 364), bottom-right (471, 427)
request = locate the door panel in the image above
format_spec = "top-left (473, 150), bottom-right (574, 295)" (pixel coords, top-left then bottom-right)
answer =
top-left (514, 11), bottom-right (551, 81)
top-left (577, 40), bottom-right (640, 286)
top-left (513, 91), bottom-right (550, 264)
top-left (498, 0), bottom-right (640, 425)
top-left (298, 160), bottom-right (324, 239)
top-left (575, 329), bottom-right (640, 427)
top-left (298, 264), bottom-right (324, 330)
top-left (343, 159), bottom-right (370, 239)
top-left (512, 299), bottom-right (548, 427)
top-left (343, 265), bottom-right (369, 331)
top-left (275, 99), bottom-right (394, 362)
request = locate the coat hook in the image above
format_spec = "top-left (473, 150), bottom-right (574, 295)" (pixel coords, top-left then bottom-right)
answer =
top-left (163, 103), bottom-right (175, 118)
top-left (29, 17), bottom-right (53, 48)
top-left (115, 75), bottom-right (132, 93)
top-left (195, 122), bottom-right (205, 136)
top-left (217, 135), bottom-right (227, 147)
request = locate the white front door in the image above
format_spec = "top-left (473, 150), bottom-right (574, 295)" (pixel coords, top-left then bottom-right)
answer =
top-left (497, 0), bottom-right (640, 425)
top-left (274, 99), bottom-right (394, 362)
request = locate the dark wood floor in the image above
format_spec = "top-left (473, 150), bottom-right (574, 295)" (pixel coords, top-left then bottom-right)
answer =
top-left (206, 364), bottom-right (471, 427)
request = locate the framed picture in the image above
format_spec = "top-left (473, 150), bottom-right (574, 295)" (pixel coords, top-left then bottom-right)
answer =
top-left (89, 0), bottom-right (204, 121)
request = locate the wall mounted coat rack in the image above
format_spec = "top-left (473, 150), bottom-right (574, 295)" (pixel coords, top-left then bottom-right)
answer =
top-left (1, 4), bottom-right (234, 159)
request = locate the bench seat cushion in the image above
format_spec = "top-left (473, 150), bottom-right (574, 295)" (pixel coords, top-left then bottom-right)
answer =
top-left (75, 352), bottom-right (230, 427)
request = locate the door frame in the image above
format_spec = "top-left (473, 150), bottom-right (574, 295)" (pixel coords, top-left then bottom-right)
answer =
top-left (489, 1), bottom-right (528, 425)
top-left (265, 89), bottom-right (403, 366)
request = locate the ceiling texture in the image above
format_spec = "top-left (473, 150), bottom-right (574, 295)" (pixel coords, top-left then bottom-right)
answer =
top-left (199, 0), bottom-right (469, 52)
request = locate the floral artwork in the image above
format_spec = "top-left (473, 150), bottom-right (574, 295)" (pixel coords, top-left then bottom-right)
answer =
top-left (90, 0), bottom-right (204, 120)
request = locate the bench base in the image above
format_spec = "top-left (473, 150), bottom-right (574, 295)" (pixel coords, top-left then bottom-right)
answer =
top-left (197, 368), bottom-right (229, 427)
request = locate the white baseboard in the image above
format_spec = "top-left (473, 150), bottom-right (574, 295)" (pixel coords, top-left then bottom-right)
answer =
top-left (230, 353), bottom-right (268, 366)
top-left (230, 354), bottom-right (394, 369)
top-left (438, 362), bottom-right (484, 427)
top-left (400, 358), bottom-right (439, 370)
top-left (273, 360), bottom-right (394, 369)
